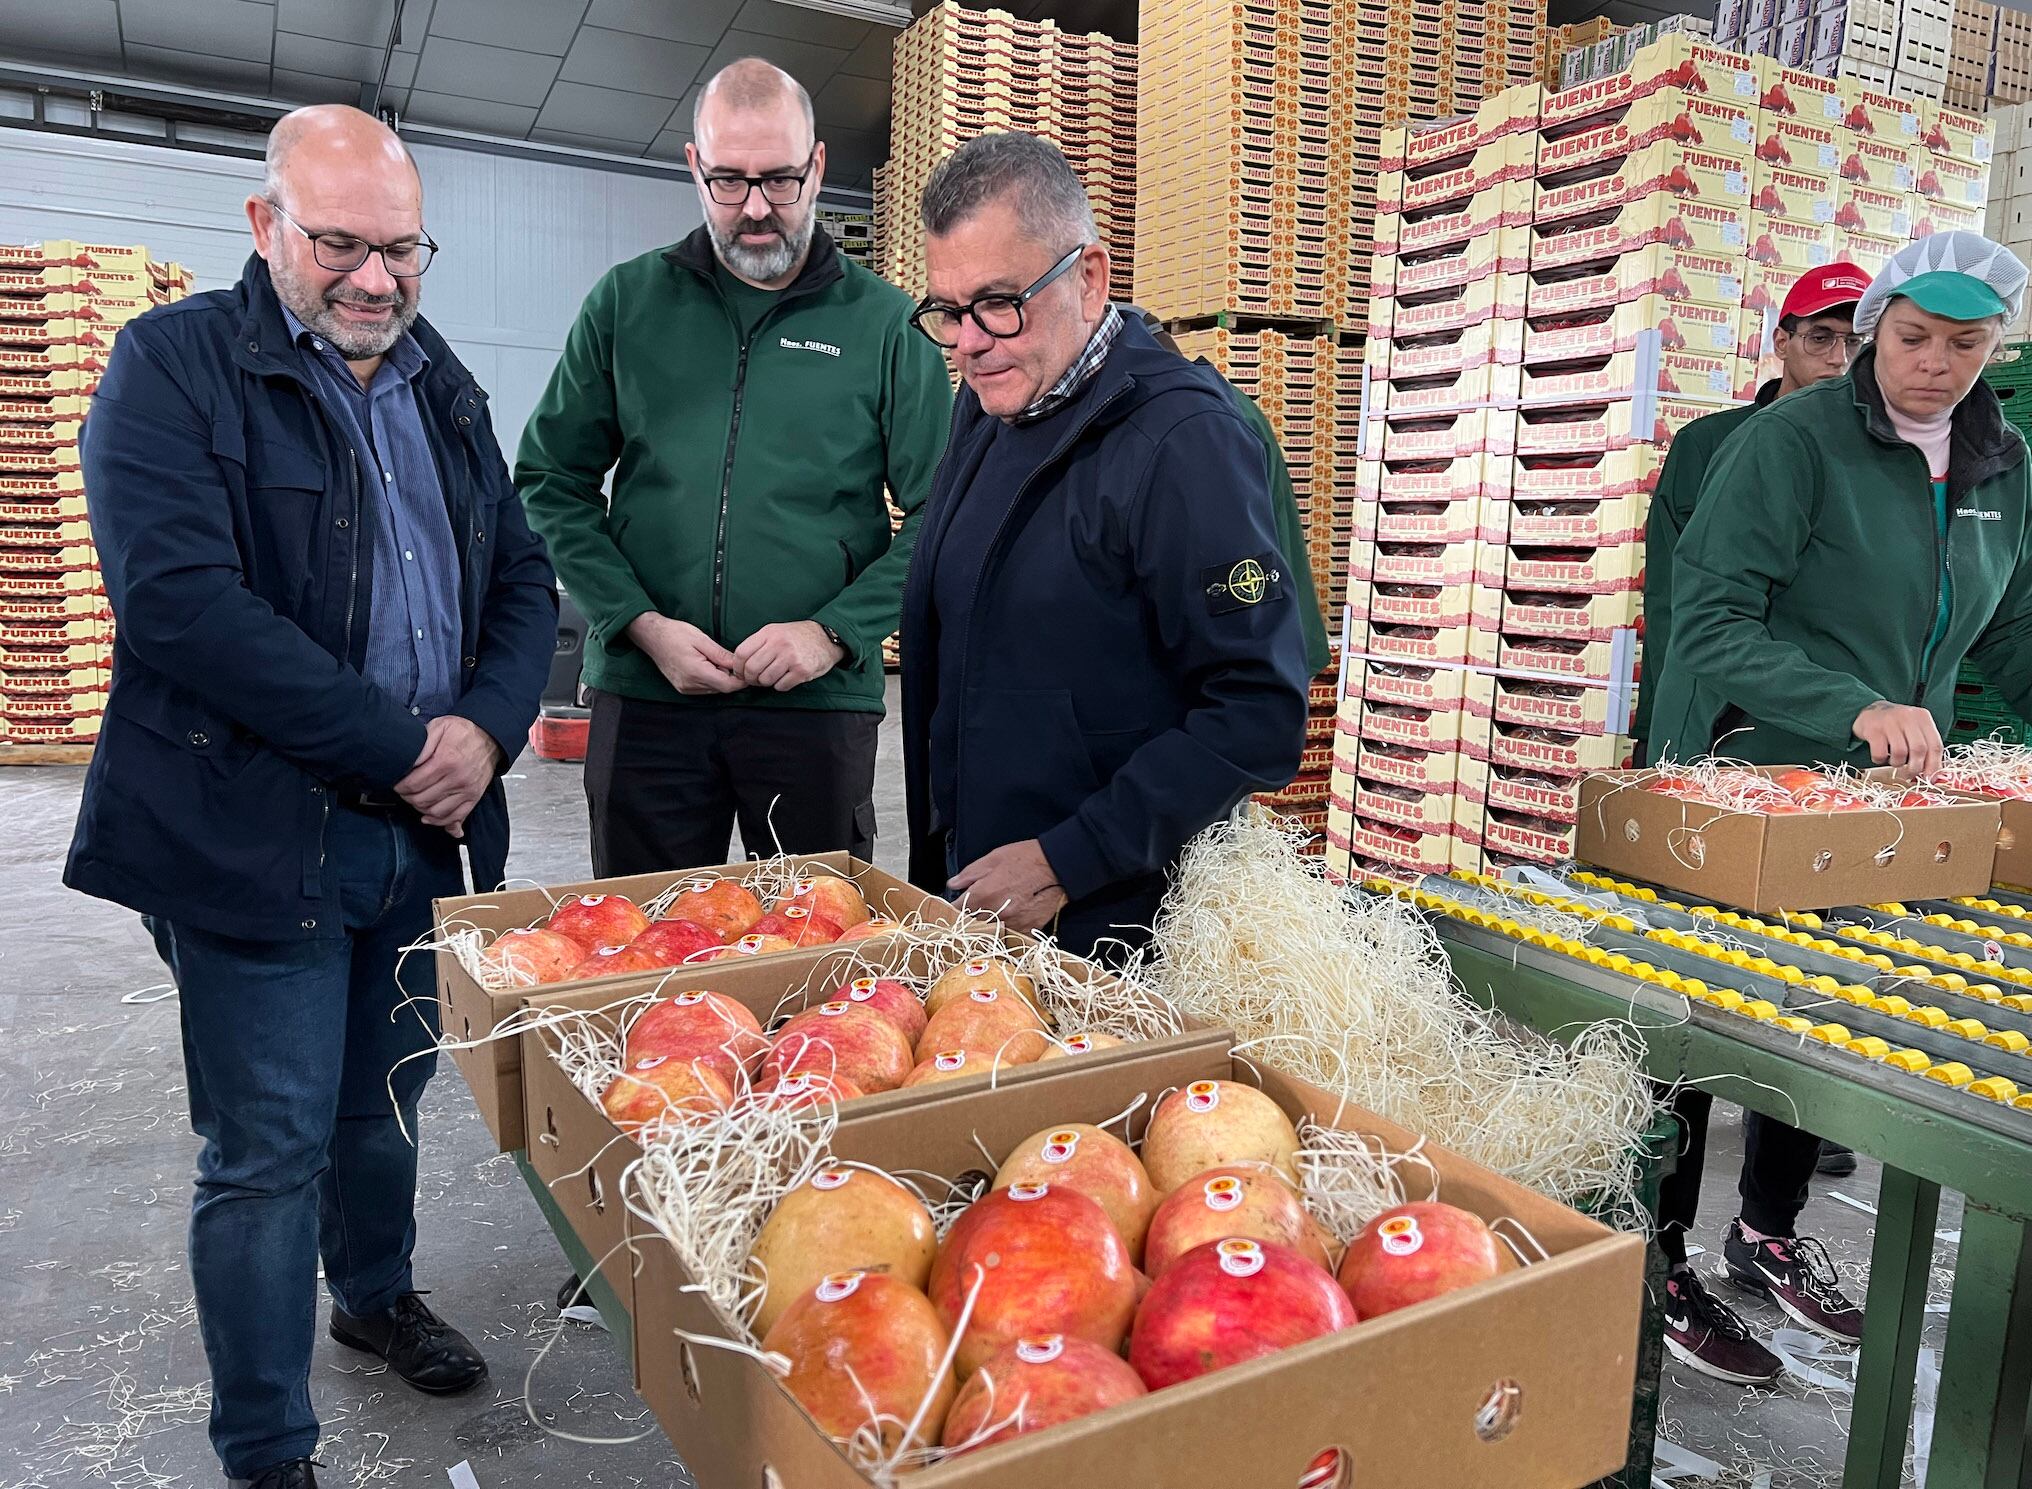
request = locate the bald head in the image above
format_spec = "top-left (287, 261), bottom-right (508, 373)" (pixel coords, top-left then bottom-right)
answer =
top-left (693, 58), bottom-right (814, 149)
top-left (263, 104), bottom-right (419, 208)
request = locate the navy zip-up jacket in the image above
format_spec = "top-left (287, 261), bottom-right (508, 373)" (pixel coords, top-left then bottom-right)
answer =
top-left (901, 317), bottom-right (1309, 950)
top-left (65, 255), bottom-right (557, 940)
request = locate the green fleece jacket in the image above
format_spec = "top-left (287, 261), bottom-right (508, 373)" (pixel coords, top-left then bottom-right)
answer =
top-left (515, 226), bottom-right (953, 711)
top-left (1648, 348), bottom-right (2032, 768)
top-left (1631, 379), bottom-right (1777, 750)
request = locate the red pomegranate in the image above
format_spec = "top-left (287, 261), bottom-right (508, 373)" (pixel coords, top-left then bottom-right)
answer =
top-left (1336, 1201), bottom-right (1509, 1319)
top-left (837, 975), bottom-right (927, 1046)
top-left (660, 877), bottom-right (765, 941)
top-left (918, 988), bottom-right (1048, 1065)
top-left (630, 918), bottom-right (724, 965)
top-left (749, 1167), bottom-right (938, 1337)
top-left (750, 905), bottom-right (844, 946)
top-left (940, 1335), bottom-right (1147, 1453)
top-left (993, 1124), bottom-right (1158, 1265)
top-left (599, 1056), bottom-right (733, 1134)
top-left (901, 1049), bottom-right (987, 1087)
top-left (762, 1271), bottom-right (955, 1457)
top-left (759, 1001), bottom-right (914, 1094)
top-left (835, 916), bottom-right (904, 944)
top-left (1140, 1079), bottom-right (1302, 1192)
top-left (566, 943), bottom-right (668, 981)
top-left (698, 932), bottom-right (798, 961)
top-left (773, 875), bottom-right (871, 930)
top-left (755, 1071), bottom-right (866, 1110)
top-left (477, 927), bottom-right (582, 986)
top-left (1143, 1166), bottom-right (1336, 1276)
top-left (1129, 1237), bottom-right (1355, 1389)
top-left (625, 990), bottom-right (768, 1087)
top-left (546, 893), bottom-right (651, 952)
top-left (929, 1183), bottom-right (1139, 1377)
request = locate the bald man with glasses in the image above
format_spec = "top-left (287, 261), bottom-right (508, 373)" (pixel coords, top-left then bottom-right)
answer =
top-left (519, 58), bottom-right (952, 876)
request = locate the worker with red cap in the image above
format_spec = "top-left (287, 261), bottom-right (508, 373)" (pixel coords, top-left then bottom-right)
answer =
top-left (1632, 261), bottom-right (1870, 1388)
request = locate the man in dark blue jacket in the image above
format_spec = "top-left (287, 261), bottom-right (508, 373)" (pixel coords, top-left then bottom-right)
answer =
top-left (65, 106), bottom-right (555, 1489)
top-left (901, 133), bottom-right (1308, 957)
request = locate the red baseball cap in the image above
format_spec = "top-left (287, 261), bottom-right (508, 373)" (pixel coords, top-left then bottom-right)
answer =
top-left (1781, 263), bottom-right (1870, 319)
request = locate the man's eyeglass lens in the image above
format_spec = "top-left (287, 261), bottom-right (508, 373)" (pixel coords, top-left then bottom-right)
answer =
top-left (310, 235), bottom-right (434, 276)
top-left (1801, 329), bottom-right (1863, 353)
top-left (705, 174), bottom-right (807, 206)
top-left (916, 298), bottom-right (1024, 346)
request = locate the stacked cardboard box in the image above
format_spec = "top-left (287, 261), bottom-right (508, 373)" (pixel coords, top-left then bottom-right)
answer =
top-left (877, 3), bottom-right (1136, 300)
top-left (816, 205), bottom-right (877, 272)
top-left (1996, 6), bottom-right (2032, 102)
top-left (0, 241), bottom-right (190, 754)
top-left (1984, 100), bottom-right (2032, 336)
top-left (1325, 37), bottom-right (1992, 880)
top-left (1946, 0), bottom-right (1997, 107)
top-left (1716, 0), bottom-right (1974, 96)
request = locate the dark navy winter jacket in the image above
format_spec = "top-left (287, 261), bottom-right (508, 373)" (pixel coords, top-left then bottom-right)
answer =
top-left (901, 316), bottom-right (1309, 946)
top-left (65, 255), bottom-right (556, 940)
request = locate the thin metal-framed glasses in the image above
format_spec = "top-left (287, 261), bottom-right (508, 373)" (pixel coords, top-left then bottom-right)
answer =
top-left (266, 199), bottom-right (437, 277)
top-left (910, 244), bottom-right (1086, 347)
top-left (698, 153), bottom-right (816, 207)
top-left (1795, 327), bottom-right (1865, 354)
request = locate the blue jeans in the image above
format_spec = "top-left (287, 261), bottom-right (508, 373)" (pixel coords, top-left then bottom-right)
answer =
top-left (146, 808), bottom-right (463, 1478)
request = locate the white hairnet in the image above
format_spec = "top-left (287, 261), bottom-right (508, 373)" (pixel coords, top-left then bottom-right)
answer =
top-left (1854, 230), bottom-right (2028, 336)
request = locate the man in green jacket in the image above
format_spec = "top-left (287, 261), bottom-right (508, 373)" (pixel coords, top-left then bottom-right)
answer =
top-left (1632, 263), bottom-right (1869, 754)
top-left (517, 60), bottom-right (952, 873)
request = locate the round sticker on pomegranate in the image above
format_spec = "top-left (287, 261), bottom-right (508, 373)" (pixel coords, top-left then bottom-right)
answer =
top-left (969, 988), bottom-right (1000, 1005)
top-left (1203, 1176), bottom-right (1245, 1212)
top-left (1008, 1183), bottom-right (1051, 1202)
top-left (933, 1050), bottom-right (967, 1072)
top-left (1062, 1035), bottom-right (1093, 1054)
top-left (965, 959), bottom-right (991, 975)
top-left (849, 977), bottom-right (877, 995)
top-left (679, 876), bottom-right (716, 894)
top-left (1185, 1080), bottom-right (1221, 1114)
top-left (1040, 1130), bottom-right (1081, 1164)
top-left (818, 1000), bottom-right (852, 1016)
top-left (789, 881), bottom-right (816, 900)
top-left (1217, 1238), bottom-right (1266, 1277)
top-left (811, 1170), bottom-right (851, 1192)
top-left (1014, 1336), bottom-right (1066, 1365)
top-left (814, 1272), bottom-right (862, 1303)
top-left (776, 1074), bottom-right (816, 1096)
top-left (594, 946), bottom-right (627, 959)
top-left (671, 991), bottom-right (708, 1006)
top-left (783, 905), bottom-right (810, 921)
top-left (581, 894), bottom-right (610, 906)
top-left (734, 936), bottom-right (766, 954)
top-left (1379, 1215), bottom-right (1424, 1257)
top-left (631, 1055), bottom-right (669, 1072)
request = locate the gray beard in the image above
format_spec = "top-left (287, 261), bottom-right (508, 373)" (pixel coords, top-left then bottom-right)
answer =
top-left (270, 255), bottom-right (419, 360)
top-left (712, 213), bottom-right (813, 285)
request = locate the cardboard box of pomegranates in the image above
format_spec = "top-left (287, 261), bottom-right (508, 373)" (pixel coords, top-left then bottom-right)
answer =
top-left (1575, 766), bottom-right (2000, 912)
top-left (516, 938), bottom-right (1229, 1318)
top-left (621, 1043), bottom-right (1645, 1489)
top-left (433, 853), bottom-right (950, 1151)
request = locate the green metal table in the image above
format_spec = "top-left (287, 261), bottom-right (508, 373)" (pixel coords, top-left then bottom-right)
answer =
top-left (1441, 925), bottom-right (2032, 1489)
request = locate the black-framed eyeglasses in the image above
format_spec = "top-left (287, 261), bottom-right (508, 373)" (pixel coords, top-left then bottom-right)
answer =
top-left (698, 153), bottom-right (816, 207)
top-left (910, 244), bottom-right (1086, 348)
top-left (266, 199), bottom-right (437, 277)
top-left (1795, 326), bottom-right (1865, 355)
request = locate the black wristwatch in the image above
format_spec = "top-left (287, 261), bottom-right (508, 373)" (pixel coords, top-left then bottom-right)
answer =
top-left (819, 622), bottom-right (846, 654)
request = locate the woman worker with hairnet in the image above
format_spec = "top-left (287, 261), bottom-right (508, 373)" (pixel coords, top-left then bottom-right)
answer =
top-left (1642, 230), bottom-right (2032, 1364)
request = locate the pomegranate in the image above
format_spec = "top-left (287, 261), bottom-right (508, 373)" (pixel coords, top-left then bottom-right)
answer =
top-left (476, 927), bottom-right (583, 986)
top-left (901, 1049), bottom-right (988, 1087)
top-left (994, 1124), bottom-right (1158, 1265)
top-left (1037, 1030), bottom-right (1122, 1060)
top-left (749, 1167), bottom-right (938, 1337)
top-left (565, 943), bottom-right (669, 981)
top-left (1144, 1166), bottom-right (1335, 1276)
top-left (836, 916), bottom-right (904, 944)
top-left (774, 875), bottom-right (871, 930)
top-left (629, 918), bottom-right (724, 965)
top-left (1141, 1079), bottom-right (1302, 1191)
top-left (624, 990), bottom-right (768, 1087)
top-left (929, 1183), bottom-right (1139, 1377)
top-left (598, 1055), bottom-right (732, 1134)
top-left (762, 1271), bottom-right (955, 1457)
top-left (546, 893), bottom-right (651, 952)
top-left (925, 957), bottom-right (1042, 1019)
top-left (1336, 1201), bottom-right (1508, 1319)
top-left (698, 932), bottom-right (798, 961)
top-left (750, 904), bottom-right (844, 946)
top-left (837, 975), bottom-right (928, 1045)
top-left (918, 987), bottom-right (1048, 1065)
top-left (1129, 1237), bottom-right (1354, 1390)
top-left (660, 877), bottom-right (765, 940)
top-left (755, 1071), bottom-right (865, 1110)
top-left (760, 1001), bottom-right (914, 1094)
top-left (940, 1335), bottom-right (1147, 1453)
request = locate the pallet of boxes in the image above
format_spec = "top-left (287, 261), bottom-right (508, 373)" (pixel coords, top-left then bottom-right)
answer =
top-left (0, 241), bottom-right (190, 764)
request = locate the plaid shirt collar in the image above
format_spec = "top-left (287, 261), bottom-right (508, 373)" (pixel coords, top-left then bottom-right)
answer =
top-left (1009, 303), bottom-right (1122, 425)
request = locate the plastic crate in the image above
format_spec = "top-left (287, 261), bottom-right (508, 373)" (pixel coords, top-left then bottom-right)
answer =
top-left (1948, 661), bottom-right (2030, 746)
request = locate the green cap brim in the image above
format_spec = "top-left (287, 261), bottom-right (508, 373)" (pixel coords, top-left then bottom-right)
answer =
top-left (1891, 270), bottom-right (2010, 322)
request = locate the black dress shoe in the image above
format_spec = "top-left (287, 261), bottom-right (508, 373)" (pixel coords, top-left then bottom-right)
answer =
top-left (1816, 1141), bottom-right (1859, 1178)
top-left (330, 1291), bottom-right (488, 1395)
top-left (228, 1460), bottom-right (318, 1489)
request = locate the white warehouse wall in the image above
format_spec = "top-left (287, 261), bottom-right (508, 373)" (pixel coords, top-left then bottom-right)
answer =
top-left (0, 128), bottom-right (700, 456)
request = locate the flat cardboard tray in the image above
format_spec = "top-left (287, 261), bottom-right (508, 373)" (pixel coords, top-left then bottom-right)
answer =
top-left (625, 1047), bottom-right (1645, 1488)
top-left (435, 854), bottom-right (952, 1152)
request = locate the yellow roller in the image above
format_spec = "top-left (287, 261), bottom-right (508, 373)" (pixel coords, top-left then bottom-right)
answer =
top-left (1848, 1036), bottom-right (1893, 1060)
top-left (1969, 1077), bottom-right (2020, 1103)
top-left (1923, 1062), bottom-right (1975, 1087)
top-left (1883, 1049), bottom-right (1932, 1073)
top-left (1984, 1030), bottom-right (2032, 1053)
top-left (1943, 1018), bottom-right (1989, 1041)
top-left (1902, 1006), bottom-right (1951, 1029)
top-left (1768, 1015), bottom-right (1814, 1035)
top-left (1872, 995), bottom-right (1915, 1017)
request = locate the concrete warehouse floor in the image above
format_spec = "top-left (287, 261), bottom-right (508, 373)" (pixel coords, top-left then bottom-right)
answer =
top-left (0, 682), bottom-right (1960, 1488)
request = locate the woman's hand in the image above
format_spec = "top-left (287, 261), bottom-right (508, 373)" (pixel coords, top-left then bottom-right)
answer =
top-left (1851, 700), bottom-right (1943, 778)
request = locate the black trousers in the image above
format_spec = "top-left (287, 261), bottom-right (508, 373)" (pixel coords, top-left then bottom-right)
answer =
top-left (1653, 1083), bottom-right (1830, 1265)
top-left (583, 689), bottom-right (880, 876)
